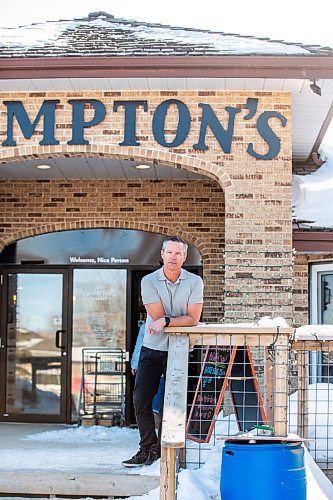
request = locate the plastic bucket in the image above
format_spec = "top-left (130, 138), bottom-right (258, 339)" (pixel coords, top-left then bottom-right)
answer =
top-left (220, 440), bottom-right (306, 499)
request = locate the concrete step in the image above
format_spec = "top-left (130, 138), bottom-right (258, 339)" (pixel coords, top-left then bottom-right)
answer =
top-left (0, 470), bottom-right (159, 497)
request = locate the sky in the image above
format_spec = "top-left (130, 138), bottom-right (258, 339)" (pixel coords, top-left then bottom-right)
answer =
top-left (1, 0), bottom-right (333, 50)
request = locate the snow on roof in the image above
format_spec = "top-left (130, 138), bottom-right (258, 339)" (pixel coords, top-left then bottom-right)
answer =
top-left (293, 145), bottom-right (333, 228)
top-left (0, 11), bottom-right (332, 58)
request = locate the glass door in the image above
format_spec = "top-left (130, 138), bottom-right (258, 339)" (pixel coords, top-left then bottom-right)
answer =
top-left (0, 269), bottom-right (69, 422)
top-left (71, 269), bottom-right (127, 420)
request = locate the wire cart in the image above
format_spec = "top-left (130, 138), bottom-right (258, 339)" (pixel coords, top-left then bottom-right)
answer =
top-left (78, 348), bottom-right (126, 426)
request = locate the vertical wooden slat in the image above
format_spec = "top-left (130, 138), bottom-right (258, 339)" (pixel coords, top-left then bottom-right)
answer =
top-left (274, 333), bottom-right (289, 436)
top-left (160, 447), bottom-right (177, 500)
top-left (264, 348), bottom-right (274, 426)
top-left (179, 447), bottom-right (186, 469)
top-left (297, 347), bottom-right (309, 442)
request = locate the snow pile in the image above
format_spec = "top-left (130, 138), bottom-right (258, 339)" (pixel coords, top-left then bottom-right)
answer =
top-left (289, 383), bottom-right (333, 460)
top-left (24, 423), bottom-right (136, 443)
top-left (257, 316), bottom-right (290, 328)
top-left (204, 316), bottom-right (290, 328)
top-left (305, 447), bottom-right (333, 500)
top-left (128, 441), bottom-right (333, 500)
top-left (293, 144), bottom-right (333, 227)
top-left (295, 324), bottom-right (333, 340)
top-left (19, 425), bottom-right (141, 471)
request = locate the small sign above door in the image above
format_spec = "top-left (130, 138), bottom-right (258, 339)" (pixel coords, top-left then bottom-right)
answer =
top-left (0, 228), bottom-right (202, 266)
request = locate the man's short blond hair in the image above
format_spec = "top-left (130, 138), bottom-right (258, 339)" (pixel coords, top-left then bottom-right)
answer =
top-left (162, 236), bottom-right (188, 254)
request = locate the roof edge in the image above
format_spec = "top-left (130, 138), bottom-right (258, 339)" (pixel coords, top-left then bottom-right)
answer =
top-left (2, 55), bottom-right (333, 79)
top-left (293, 230), bottom-right (333, 253)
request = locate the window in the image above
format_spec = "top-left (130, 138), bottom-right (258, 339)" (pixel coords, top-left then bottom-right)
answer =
top-left (310, 262), bottom-right (333, 383)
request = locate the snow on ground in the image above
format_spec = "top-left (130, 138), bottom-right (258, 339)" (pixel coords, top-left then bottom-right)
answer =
top-left (2, 316), bottom-right (333, 499)
top-left (305, 447), bottom-right (333, 500)
top-left (20, 425), bottom-right (155, 475)
top-left (289, 383), bottom-right (333, 461)
top-left (8, 383), bottom-right (332, 499)
top-left (16, 424), bottom-right (159, 476)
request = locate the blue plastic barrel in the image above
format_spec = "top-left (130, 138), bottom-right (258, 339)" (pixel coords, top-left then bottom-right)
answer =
top-left (221, 440), bottom-right (306, 499)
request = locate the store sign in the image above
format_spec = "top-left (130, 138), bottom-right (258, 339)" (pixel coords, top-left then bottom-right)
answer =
top-left (69, 256), bottom-right (130, 264)
top-left (1, 97), bottom-right (287, 160)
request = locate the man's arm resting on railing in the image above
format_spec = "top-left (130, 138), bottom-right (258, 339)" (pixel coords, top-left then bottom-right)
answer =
top-left (145, 302), bottom-right (203, 334)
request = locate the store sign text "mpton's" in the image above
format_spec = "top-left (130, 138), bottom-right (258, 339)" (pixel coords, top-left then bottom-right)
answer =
top-left (1, 97), bottom-right (287, 160)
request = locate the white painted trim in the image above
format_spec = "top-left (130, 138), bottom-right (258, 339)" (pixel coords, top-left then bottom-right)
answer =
top-left (310, 262), bottom-right (333, 323)
top-left (310, 261), bottom-right (333, 382)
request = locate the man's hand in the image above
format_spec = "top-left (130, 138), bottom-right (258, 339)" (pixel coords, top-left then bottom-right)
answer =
top-left (131, 368), bottom-right (137, 375)
top-left (148, 317), bottom-right (167, 335)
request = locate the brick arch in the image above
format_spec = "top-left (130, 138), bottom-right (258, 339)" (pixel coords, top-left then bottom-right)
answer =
top-left (0, 219), bottom-right (208, 258)
top-left (1, 144), bottom-right (233, 192)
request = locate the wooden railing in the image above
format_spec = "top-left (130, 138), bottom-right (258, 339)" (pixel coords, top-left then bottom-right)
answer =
top-left (159, 326), bottom-right (294, 500)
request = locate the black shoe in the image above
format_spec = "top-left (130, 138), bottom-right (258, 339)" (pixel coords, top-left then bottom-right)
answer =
top-left (145, 448), bottom-right (161, 466)
top-left (122, 449), bottom-right (149, 468)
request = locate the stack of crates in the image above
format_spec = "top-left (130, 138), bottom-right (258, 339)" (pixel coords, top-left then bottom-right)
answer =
top-left (78, 348), bottom-right (126, 426)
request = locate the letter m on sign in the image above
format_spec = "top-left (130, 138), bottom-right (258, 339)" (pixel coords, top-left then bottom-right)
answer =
top-left (2, 100), bottom-right (60, 146)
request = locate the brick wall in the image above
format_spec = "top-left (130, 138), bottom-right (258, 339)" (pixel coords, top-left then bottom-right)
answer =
top-left (0, 178), bottom-right (225, 322)
top-left (293, 255), bottom-right (309, 327)
top-left (0, 90), bottom-right (293, 324)
top-left (293, 253), bottom-right (333, 327)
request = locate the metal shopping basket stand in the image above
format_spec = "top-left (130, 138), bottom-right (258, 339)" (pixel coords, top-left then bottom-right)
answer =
top-left (78, 348), bottom-right (126, 426)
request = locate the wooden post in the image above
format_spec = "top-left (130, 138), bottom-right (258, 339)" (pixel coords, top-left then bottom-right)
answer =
top-left (264, 348), bottom-right (274, 426)
top-left (160, 446), bottom-right (177, 500)
top-left (273, 332), bottom-right (289, 436)
top-left (160, 334), bottom-right (189, 500)
top-left (179, 447), bottom-right (186, 469)
top-left (297, 346), bottom-right (309, 442)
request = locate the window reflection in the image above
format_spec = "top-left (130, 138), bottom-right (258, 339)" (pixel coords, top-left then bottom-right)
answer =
top-left (321, 274), bottom-right (333, 324)
top-left (320, 273), bottom-right (333, 382)
top-left (71, 269), bottom-right (127, 418)
top-left (6, 273), bottom-right (63, 415)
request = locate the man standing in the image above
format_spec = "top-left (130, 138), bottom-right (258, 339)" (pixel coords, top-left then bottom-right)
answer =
top-left (122, 236), bottom-right (204, 467)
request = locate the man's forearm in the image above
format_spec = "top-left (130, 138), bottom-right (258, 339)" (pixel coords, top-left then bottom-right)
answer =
top-left (147, 311), bottom-right (202, 334)
top-left (167, 315), bottom-right (199, 327)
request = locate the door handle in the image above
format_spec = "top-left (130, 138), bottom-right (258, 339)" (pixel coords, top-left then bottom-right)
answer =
top-left (55, 329), bottom-right (66, 349)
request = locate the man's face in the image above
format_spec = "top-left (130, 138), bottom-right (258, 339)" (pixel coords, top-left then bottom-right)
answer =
top-left (161, 241), bottom-right (187, 272)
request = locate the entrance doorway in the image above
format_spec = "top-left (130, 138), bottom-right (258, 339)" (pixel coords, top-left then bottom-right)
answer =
top-left (0, 269), bottom-right (69, 422)
top-left (0, 229), bottom-right (203, 424)
top-left (0, 267), bottom-right (128, 423)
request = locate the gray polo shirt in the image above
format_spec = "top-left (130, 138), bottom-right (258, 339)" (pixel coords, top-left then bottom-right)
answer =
top-left (141, 268), bottom-right (204, 352)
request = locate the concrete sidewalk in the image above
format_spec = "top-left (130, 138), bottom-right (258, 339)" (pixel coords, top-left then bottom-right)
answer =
top-left (0, 422), bottom-right (159, 498)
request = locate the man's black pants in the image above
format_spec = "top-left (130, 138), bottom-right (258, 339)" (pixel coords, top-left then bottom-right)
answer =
top-left (133, 346), bottom-right (168, 452)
